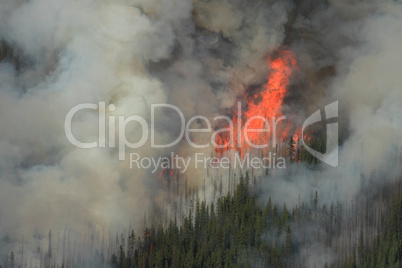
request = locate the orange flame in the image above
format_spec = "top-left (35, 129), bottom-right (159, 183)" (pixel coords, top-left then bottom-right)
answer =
top-left (215, 50), bottom-right (298, 156)
top-left (158, 167), bottom-right (176, 178)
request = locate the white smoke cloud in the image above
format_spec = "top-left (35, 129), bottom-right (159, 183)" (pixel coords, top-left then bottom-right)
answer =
top-left (0, 0), bottom-right (400, 265)
top-left (0, 0), bottom-right (195, 259)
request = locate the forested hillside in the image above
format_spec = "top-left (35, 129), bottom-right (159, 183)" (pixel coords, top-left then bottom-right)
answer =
top-left (351, 194), bottom-right (402, 268)
top-left (1, 0), bottom-right (402, 267)
top-left (105, 173), bottom-right (402, 268)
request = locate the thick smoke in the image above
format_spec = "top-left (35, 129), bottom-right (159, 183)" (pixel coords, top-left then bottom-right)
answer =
top-left (0, 0), bottom-right (194, 258)
top-left (256, 1), bottom-right (402, 265)
top-left (0, 0), bottom-right (290, 259)
top-left (258, 0), bottom-right (402, 203)
top-left (0, 0), bottom-right (401, 265)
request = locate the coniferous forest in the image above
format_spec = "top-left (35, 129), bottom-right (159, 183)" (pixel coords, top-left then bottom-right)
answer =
top-left (103, 172), bottom-right (402, 268)
top-left (2, 172), bottom-right (401, 268)
top-left (1, 1), bottom-right (402, 268)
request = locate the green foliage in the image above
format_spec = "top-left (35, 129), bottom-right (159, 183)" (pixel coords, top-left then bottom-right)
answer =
top-left (110, 175), bottom-right (402, 268)
top-left (298, 134), bottom-right (326, 166)
top-left (356, 194), bottom-right (402, 267)
top-left (112, 173), bottom-right (293, 267)
top-left (287, 135), bottom-right (296, 162)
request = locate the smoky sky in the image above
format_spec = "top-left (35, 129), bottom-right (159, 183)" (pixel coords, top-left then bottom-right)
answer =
top-left (0, 0), bottom-right (401, 263)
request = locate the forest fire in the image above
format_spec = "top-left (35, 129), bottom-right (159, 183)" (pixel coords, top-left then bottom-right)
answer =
top-left (215, 50), bottom-right (299, 156)
top-left (159, 167), bottom-right (176, 178)
top-left (1, 0), bottom-right (401, 267)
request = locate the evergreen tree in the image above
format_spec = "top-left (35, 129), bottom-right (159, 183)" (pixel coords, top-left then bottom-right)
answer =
top-left (285, 224), bottom-right (292, 261)
top-left (288, 136), bottom-right (296, 161)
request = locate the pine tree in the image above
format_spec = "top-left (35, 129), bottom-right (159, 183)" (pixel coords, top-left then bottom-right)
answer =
top-left (9, 251), bottom-right (14, 268)
top-left (288, 136), bottom-right (296, 161)
top-left (283, 203), bottom-right (290, 224)
top-left (46, 230), bottom-right (52, 268)
top-left (127, 230), bottom-right (136, 267)
top-left (358, 224), bottom-right (364, 264)
top-left (286, 225), bottom-right (292, 261)
top-left (118, 245), bottom-right (125, 268)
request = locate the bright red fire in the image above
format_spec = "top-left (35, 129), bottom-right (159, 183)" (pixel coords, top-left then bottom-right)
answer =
top-left (215, 50), bottom-right (298, 156)
top-left (159, 168), bottom-right (176, 178)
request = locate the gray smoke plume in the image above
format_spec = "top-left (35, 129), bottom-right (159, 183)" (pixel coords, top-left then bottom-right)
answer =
top-left (0, 0), bottom-right (401, 266)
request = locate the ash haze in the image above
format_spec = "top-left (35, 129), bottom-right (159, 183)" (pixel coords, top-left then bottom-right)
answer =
top-left (0, 0), bottom-right (401, 267)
